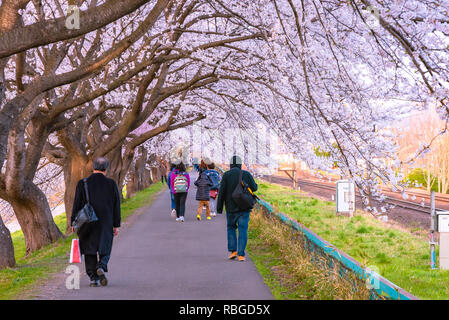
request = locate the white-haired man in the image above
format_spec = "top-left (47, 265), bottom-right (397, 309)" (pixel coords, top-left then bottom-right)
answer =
top-left (71, 157), bottom-right (121, 287)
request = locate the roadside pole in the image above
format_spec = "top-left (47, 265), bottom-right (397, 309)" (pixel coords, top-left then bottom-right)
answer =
top-left (430, 191), bottom-right (436, 269)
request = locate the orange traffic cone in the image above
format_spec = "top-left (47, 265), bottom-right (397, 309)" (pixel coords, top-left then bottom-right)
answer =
top-left (70, 239), bottom-right (81, 263)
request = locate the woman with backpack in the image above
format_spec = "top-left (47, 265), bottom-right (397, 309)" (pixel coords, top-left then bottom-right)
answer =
top-left (204, 163), bottom-right (221, 217)
top-left (170, 162), bottom-right (190, 222)
top-left (194, 161), bottom-right (213, 221)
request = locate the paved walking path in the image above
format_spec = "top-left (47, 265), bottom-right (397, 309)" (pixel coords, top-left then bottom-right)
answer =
top-left (38, 180), bottom-right (273, 300)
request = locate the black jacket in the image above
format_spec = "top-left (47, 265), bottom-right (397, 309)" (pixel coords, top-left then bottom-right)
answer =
top-left (217, 166), bottom-right (258, 214)
top-left (71, 173), bottom-right (121, 256)
top-left (194, 172), bottom-right (213, 201)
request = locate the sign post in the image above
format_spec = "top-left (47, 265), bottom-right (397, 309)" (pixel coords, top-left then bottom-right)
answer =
top-left (437, 210), bottom-right (449, 270)
top-left (336, 180), bottom-right (355, 217)
top-left (279, 167), bottom-right (297, 190)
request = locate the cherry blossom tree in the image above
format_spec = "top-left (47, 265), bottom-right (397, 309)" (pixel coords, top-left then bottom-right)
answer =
top-left (0, 0), bottom-right (447, 267)
top-left (0, 0), bottom-right (170, 260)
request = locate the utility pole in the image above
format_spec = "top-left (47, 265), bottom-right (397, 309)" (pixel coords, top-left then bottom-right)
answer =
top-left (430, 191), bottom-right (436, 269)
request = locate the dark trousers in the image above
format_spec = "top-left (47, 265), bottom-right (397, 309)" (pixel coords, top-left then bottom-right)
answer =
top-left (84, 254), bottom-right (110, 280)
top-left (174, 192), bottom-right (187, 218)
top-left (161, 175), bottom-right (167, 184)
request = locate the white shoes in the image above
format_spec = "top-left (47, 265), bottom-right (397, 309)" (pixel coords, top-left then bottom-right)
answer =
top-left (176, 216), bottom-right (184, 222)
top-left (210, 212), bottom-right (216, 217)
top-left (171, 209), bottom-right (176, 218)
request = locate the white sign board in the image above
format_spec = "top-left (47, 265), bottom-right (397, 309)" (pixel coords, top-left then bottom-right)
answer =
top-left (437, 211), bottom-right (449, 269)
top-left (438, 212), bottom-right (449, 233)
top-left (336, 180), bottom-right (355, 213)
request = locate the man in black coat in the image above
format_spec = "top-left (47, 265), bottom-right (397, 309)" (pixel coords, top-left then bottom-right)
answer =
top-left (71, 157), bottom-right (121, 287)
top-left (217, 156), bottom-right (258, 262)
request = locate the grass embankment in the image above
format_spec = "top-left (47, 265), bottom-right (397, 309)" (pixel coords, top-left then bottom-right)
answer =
top-left (0, 182), bottom-right (166, 300)
top-left (247, 207), bottom-right (370, 299)
top-left (253, 181), bottom-right (449, 300)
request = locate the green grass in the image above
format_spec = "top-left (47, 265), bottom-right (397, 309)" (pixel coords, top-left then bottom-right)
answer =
top-left (0, 182), bottom-right (166, 300)
top-left (256, 181), bottom-right (449, 300)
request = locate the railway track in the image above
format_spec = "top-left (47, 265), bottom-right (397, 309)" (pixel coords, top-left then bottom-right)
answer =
top-left (263, 175), bottom-right (449, 215)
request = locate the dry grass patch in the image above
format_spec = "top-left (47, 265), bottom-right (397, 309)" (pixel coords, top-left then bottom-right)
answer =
top-left (247, 207), bottom-right (370, 300)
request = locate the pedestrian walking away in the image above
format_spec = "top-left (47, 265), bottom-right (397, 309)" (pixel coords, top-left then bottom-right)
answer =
top-left (194, 162), bottom-right (214, 221)
top-left (161, 160), bottom-right (168, 184)
top-left (192, 157), bottom-right (200, 172)
top-left (170, 162), bottom-right (190, 222)
top-left (204, 162), bottom-right (221, 217)
top-left (71, 157), bottom-right (121, 287)
top-left (167, 163), bottom-right (177, 217)
top-left (198, 159), bottom-right (208, 174)
top-left (217, 156), bottom-right (258, 262)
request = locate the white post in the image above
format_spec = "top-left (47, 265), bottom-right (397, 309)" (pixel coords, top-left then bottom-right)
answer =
top-left (348, 180), bottom-right (354, 218)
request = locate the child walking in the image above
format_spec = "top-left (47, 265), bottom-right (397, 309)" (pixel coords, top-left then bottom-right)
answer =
top-left (170, 162), bottom-right (190, 222)
top-left (204, 163), bottom-right (221, 217)
top-left (194, 161), bottom-right (213, 221)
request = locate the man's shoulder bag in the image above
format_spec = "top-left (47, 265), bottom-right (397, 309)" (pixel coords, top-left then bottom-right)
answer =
top-left (72, 178), bottom-right (99, 235)
top-left (231, 169), bottom-right (257, 211)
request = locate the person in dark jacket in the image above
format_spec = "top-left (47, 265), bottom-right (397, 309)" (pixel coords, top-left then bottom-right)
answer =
top-left (198, 160), bottom-right (207, 173)
top-left (194, 164), bottom-right (214, 221)
top-left (71, 157), bottom-right (121, 287)
top-left (204, 163), bottom-right (221, 217)
top-left (160, 160), bottom-right (168, 184)
top-left (192, 157), bottom-right (200, 172)
top-left (217, 155), bottom-right (258, 261)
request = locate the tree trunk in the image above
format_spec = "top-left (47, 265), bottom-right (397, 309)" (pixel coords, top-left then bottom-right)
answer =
top-left (148, 167), bottom-right (154, 185)
top-left (0, 57), bottom-right (14, 269)
top-left (108, 146), bottom-right (134, 202)
top-left (426, 168), bottom-right (432, 192)
top-left (136, 146), bottom-right (148, 192)
top-left (151, 167), bottom-right (161, 183)
top-left (126, 164), bottom-right (139, 199)
top-left (125, 147), bottom-right (148, 198)
top-left (0, 216), bottom-right (15, 269)
top-left (63, 155), bottom-right (91, 234)
top-left (142, 164), bottom-right (152, 189)
top-left (10, 182), bottom-right (63, 255)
